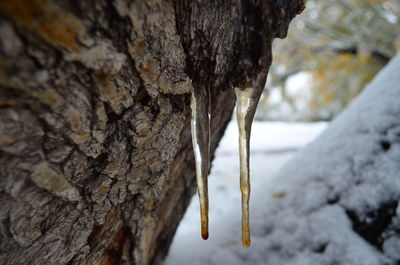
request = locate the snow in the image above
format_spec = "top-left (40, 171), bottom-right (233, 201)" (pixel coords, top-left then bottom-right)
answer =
top-left (218, 121), bottom-right (326, 154)
top-left (256, 72), bottom-right (315, 121)
top-left (164, 53), bottom-right (400, 265)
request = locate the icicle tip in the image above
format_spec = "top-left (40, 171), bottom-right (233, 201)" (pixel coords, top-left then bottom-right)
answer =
top-left (242, 239), bottom-right (251, 248)
top-left (201, 218), bottom-right (208, 240)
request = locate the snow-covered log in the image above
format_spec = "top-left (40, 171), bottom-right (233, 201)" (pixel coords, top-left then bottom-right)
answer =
top-left (246, 52), bottom-right (400, 265)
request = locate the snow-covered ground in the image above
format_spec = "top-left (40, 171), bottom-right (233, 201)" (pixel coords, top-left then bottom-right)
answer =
top-left (165, 53), bottom-right (400, 265)
top-left (164, 121), bottom-right (327, 264)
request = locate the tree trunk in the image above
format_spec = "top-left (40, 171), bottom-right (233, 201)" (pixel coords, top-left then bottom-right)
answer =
top-left (0, 1), bottom-right (304, 264)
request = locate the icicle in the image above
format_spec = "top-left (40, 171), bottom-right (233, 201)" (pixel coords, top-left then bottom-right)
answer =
top-left (235, 86), bottom-right (257, 248)
top-left (190, 87), bottom-right (211, 240)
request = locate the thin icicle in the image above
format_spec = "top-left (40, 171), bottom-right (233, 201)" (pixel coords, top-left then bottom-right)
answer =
top-left (235, 86), bottom-right (256, 248)
top-left (190, 88), bottom-right (210, 240)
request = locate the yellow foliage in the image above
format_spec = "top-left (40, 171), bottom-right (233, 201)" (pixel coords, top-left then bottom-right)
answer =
top-left (307, 52), bottom-right (381, 112)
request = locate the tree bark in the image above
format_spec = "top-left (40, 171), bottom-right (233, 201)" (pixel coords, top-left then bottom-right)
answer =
top-left (0, 1), bottom-right (304, 264)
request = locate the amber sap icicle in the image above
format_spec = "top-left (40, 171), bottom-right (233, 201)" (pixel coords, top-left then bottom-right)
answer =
top-left (235, 87), bottom-right (255, 248)
top-left (190, 89), bottom-right (210, 240)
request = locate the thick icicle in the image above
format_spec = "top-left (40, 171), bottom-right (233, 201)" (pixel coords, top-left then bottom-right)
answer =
top-left (235, 86), bottom-right (259, 248)
top-left (190, 87), bottom-right (211, 240)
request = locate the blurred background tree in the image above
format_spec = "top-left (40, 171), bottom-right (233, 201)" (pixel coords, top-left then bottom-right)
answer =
top-left (257, 0), bottom-right (400, 121)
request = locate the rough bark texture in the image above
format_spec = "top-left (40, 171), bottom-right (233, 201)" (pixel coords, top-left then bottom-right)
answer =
top-left (0, 1), bottom-right (304, 265)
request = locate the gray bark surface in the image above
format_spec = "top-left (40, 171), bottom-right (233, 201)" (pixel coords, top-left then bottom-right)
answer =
top-left (0, 1), bottom-right (304, 264)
